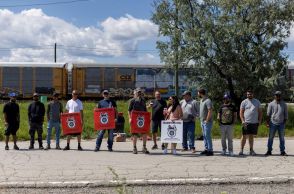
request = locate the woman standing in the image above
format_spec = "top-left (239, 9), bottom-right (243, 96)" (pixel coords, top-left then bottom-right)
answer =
top-left (163, 95), bottom-right (183, 155)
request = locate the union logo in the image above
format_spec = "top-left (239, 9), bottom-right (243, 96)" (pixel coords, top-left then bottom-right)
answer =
top-left (66, 117), bottom-right (76, 129)
top-left (137, 116), bottom-right (145, 128)
top-left (100, 112), bottom-right (109, 124)
top-left (167, 124), bottom-right (177, 138)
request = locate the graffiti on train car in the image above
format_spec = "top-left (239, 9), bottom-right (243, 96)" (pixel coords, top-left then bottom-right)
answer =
top-left (109, 88), bottom-right (138, 97)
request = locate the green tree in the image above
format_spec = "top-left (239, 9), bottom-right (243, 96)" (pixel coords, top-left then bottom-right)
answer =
top-left (152, 0), bottom-right (294, 104)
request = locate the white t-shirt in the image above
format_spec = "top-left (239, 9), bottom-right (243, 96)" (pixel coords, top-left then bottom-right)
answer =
top-left (66, 99), bottom-right (83, 113)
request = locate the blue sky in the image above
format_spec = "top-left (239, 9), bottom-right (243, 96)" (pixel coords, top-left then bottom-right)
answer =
top-left (0, 0), bottom-right (293, 65)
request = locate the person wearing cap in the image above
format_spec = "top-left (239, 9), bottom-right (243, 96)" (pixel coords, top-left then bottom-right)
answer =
top-left (147, 91), bottom-right (167, 150)
top-left (3, 92), bottom-right (20, 150)
top-left (28, 93), bottom-right (46, 149)
top-left (217, 94), bottom-right (237, 156)
top-left (265, 91), bottom-right (288, 156)
top-left (45, 92), bottom-right (63, 150)
top-left (95, 90), bottom-right (117, 152)
top-left (63, 90), bottom-right (84, 151)
top-left (198, 89), bottom-right (214, 156)
top-left (180, 90), bottom-right (199, 153)
top-left (128, 88), bottom-right (150, 154)
top-left (239, 89), bottom-right (262, 156)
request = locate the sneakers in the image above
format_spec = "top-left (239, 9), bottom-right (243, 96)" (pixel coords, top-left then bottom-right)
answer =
top-left (239, 150), bottom-right (244, 156)
top-left (13, 145), bottom-right (19, 150)
top-left (265, 151), bottom-right (272, 156)
top-left (229, 151), bottom-right (234, 157)
top-left (142, 147), bottom-right (150, 154)
top-left (221, 150), bottom-right (226, 156)
top-left (191, 148), bottom-right (196, 153)
top-left (45, 145), bottom-right (51, 150)
top-left (206, 151), bottom-right (214, 156)
top-left (94, 147), bottom-right (100, 152)
top-left (56, 145), bottom-right (61, 150)
top-left (281, 151), bottom-right (288, 156)
top-left (200, 150), bottom-right (208, 155)
top-left (39, 145), bottom-right (44, 150)
top-left (108, 147), bottom-right (113, 152)
top-left (133, 147), bottom-right (138, 154)
top-left (181, 148), bottom-right (188, 152)
top-left (29, 145), bottom-right (34, 150)
top-left (172, 149), bottom-right (177, 155)
top-left (78, 146), bottom-right (83, 151)
top-left (163, 148), bottom-right (168, 154)
top-left (63, 145), bottom-right (70, 151)
top-left (161, 144), bottom-right (165, 150)
top-left (151, 144), bottom-right (158, 150)
top-left (5, 145), bottom-right (9, 150)
top-left (249, 150), bottom-right (256, 156)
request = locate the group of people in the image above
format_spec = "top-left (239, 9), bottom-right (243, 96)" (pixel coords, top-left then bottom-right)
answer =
top-left (3, 88), bottom-right (289, 157)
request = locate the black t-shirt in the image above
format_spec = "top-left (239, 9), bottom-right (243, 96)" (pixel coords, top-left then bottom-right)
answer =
top-left (3, 101), bottom-right (20, 124)
top-left (218, 104), bottom-right (237, 125)
top-left (151, 99), bottom-right (167, 121)
top-left (128, 98), bottom-right (147, 112)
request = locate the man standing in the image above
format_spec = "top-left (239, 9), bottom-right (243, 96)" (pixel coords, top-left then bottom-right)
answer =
top-left (128, 88), bottom-right (149, 154)
top-left (95, 90), bottom-right (117, 152)
top-left (265, 91), bottom-right (288, 156)
top-left (28, 93), bottom-right (45, 150)
top-left (217, 94), bottom-right (237, 156)
top-left (3, 92), bottom-right (20, 150)
top-left (180, 91), bottom-right (199, 153)
top-left (63, 90), bottom-right (83, 151)
top-left (198, 89), bottom-right (214, 156)
top-left (45, 92), bottom-right (63, 150)
top-left (239, 89), bottom-right (262, 156)
top-left (148, 91), bottom-right (167, 150)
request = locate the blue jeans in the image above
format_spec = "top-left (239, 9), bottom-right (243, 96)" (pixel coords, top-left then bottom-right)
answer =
top-left (201, 121), bottom-right (213, 151)
top-left (267, 122), bottom-right (285, 152)
top-left (96, 129), bottom-right (114, 149)
top-left (46, 121), bottom-right (61, 145)
top-left (182, 121), bottom-right (195, 149)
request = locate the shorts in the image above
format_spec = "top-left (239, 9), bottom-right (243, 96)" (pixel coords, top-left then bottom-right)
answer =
top-left (4, 123), bottom-right (19, 136)
top-left (242, 123), bottom-right (258, 135)
top-left (151, 120), bottom-right (161, 133)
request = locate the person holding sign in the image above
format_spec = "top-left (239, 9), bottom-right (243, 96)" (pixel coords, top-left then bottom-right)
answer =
top-left (63, 90), bottom-right (83, 151)
top-left (128, 88), bottom-right (150, 154)
top-left (28, 93), bottom-right (45, 150)
top-left (95, 90), bottom-right (117, 152)
top-left (163, 96), bottom-right (183, 155)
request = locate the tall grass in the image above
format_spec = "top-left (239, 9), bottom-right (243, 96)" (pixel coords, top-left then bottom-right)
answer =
top-left (0, 100), bottom-right (293, 141)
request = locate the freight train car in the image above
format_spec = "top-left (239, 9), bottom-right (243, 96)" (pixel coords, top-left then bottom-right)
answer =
top-left (70, 63), bottom-right (195, 98)
top-left (0, 62), bottom-right (67, 98)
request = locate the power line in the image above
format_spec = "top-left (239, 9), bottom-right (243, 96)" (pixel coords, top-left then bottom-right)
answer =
top-left (0, 0), bottom-right (90, 8)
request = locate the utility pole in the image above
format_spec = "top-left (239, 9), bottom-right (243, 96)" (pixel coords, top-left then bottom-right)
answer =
top-left (54, 43), bottom-right (57, 63)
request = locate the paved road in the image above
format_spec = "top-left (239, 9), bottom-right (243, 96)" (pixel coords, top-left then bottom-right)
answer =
top-left (0, 138), bottom-right (294, 190)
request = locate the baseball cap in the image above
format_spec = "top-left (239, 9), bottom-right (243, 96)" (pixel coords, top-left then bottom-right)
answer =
top-left (182, 90), bottom-right (191, 96)
top-left (102, 90), bottom-right (109, 94)
top-left (274, 91), bottom-right (282, 96)
top-left (135, 88), bottom-right (142, 92)
top-left (223, 94), bottom-right (231, 99)
top-left (33, 92), bottom-right (39, 97)
top-left (52, 92), bottom-right (59, 97)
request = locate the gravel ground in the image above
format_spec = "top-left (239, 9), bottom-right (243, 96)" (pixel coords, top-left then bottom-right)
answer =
top-left (1, 182), bottom-right (294, 194)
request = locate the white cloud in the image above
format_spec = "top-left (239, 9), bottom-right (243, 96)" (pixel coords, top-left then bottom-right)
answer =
top-left (0, 9), bottom-right (158, 63)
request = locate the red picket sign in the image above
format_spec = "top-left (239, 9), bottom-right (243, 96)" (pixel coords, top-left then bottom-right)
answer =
top-left (94, 108), bottom-right (116, 130)
top-left (61, 112), bottom-right (83, 135)
top-left (130, 111), bottom-right (151, 134)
